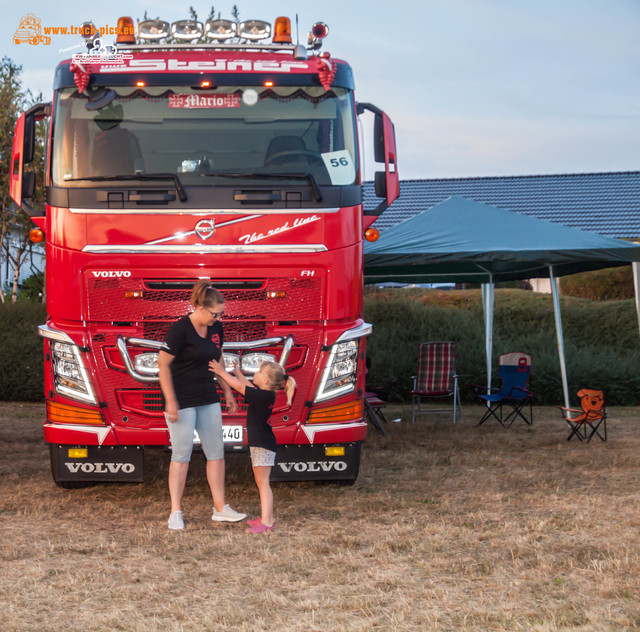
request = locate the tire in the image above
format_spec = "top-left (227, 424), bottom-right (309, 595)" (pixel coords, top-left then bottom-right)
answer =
top-left (55, 480), bottom-right (95, 489)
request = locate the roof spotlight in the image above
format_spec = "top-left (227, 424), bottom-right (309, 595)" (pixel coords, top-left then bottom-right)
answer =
top-left (205, 19), bottom-right (237, 41)
top-left (238, 20), bottom-right (271, 41)
top-left (307, 22), bottom-right (329, 49)
top-left (171, 20), bottom-right (203, 41)
top-left (80, 21), bottom-right (99, 48)
top-left (138, 19), bottom-right (170, 41)
top-left (80, 21), bottom-right (96, 39)
top-left (311, 22), bottom-right (329, 39)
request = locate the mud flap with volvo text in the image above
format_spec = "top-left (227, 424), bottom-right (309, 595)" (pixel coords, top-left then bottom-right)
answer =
top-left (270, 442), bottom-right (361, 482)
top-left (50, 445), bottom-right (144, 485)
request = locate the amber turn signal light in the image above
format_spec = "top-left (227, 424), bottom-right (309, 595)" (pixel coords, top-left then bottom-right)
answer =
top-left (29, 228), bottom-right (45, 243)
top-left (364, 228), bottom-right (380, 242)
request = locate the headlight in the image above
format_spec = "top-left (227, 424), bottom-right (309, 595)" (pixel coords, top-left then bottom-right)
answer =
top-left (134, 352), bottom-right (159, 376)
top-left (315, 340), bottom-right (359, 402)
top-left (221, 352), bottom-right (276, 374)
top-left (241, 353), bottom-right (275, 374)
top-left (223, 353), bottom-right (240, 372)
top-left (51, 341), bottom-right (97, 404)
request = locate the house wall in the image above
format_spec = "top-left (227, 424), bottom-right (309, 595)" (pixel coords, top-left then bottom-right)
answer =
top-left (530, 278), bottom-right (551, 293)
top-left (1, 234), bottom-right (45, 291)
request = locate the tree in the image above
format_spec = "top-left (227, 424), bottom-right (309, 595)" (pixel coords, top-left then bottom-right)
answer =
top-left (0, 57), bottom-right (45, 303)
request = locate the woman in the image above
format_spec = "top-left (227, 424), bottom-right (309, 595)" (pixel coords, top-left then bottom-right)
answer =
top-left (158, 280), bottom-right (246, 530)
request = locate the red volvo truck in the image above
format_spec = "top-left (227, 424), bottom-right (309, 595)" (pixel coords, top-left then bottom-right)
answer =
top-left (10, 15), bottom-right (398, 487)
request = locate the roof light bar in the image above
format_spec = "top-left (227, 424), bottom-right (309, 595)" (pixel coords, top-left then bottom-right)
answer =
top-left (205, 19), bottom-right (237, 41)
top-left (238, 20), bottom-right (271, 41)
top-left (171, 19), bottom-right (203, 41)
top-left (138, 19), bottom-right (170, 41)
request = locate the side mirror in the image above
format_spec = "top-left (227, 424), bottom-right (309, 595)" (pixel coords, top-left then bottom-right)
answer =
top-left (23, 113), bottom-right (36, 164)
top-left (373, 113), bottom-right (385, 163)
top-left (9, 102), bottom-right (50, 216)
top-left (357, 102), bottom-right (400, 216)
top-left (22, 171), bottom-right (36, 199)
top-left (374, 171), bottom-right (386, 198)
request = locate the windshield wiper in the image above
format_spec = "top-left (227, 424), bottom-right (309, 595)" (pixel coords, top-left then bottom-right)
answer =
top-left (65, 173), bottom-right (187, 202)
top-left (203, 172), bottom-right (323, 203)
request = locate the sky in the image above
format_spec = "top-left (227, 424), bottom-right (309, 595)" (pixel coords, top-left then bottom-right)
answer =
top-left (2, 0), bottom-right (639, 180)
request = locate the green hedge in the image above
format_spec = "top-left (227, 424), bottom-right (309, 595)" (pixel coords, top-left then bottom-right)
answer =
top-left (561, 266), bottom-right (635, 300)
top-left (0, 302), bottom-right (46, 401)
top-left (2, 291), bottom-right (640, 406)
top-left (364, 289), bottom-right (640, 406)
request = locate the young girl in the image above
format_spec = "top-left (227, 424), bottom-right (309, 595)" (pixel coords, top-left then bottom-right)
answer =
top-left (209, 359), bottom-right (296, 533)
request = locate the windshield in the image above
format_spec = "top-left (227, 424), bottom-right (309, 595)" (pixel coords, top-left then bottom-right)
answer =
top-left (51, 85), bottom-right (359, 189)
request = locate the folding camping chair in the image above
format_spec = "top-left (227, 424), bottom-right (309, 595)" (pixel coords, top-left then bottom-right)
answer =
top-left (473, 352), bottom-right (533, 427)
top-left (411, 341), bottom-right (462, 423)
top-left (364, 356), bottom-right (397, 434)
top-left (364, 396), bottom-right (387, 436)
top-left (558, 389), bottom-right (607, 442)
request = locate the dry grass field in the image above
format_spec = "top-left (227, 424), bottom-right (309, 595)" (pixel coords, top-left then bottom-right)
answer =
top-left (1, 401), bottom-right (640, 632)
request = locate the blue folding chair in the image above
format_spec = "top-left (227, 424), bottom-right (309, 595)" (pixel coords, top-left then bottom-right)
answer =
top-left (474, 352), bottom-right (533, 427)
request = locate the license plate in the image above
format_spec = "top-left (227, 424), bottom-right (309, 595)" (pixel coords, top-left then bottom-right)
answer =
top-left (223, 425), bottom-right (243, 443)
top-left (193, 425), bottom-right (243, 444)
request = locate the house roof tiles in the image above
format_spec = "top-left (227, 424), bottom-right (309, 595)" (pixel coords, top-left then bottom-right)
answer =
top-left (363, 171), bottom-right (640, 238)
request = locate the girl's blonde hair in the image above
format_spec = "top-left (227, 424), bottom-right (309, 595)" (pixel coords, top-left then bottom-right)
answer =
top-left (190, 280), bottom-right (224, 308)
top-left (260, 361), bottom-right (296, 406)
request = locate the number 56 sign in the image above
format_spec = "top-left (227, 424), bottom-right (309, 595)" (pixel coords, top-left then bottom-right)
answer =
top-left (322, 150), bottom-right (356, 185)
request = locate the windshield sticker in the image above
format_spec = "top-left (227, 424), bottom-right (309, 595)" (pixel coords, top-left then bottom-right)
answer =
top-left (168, 94), bottom-right (240, 109)
top-left (321, 150), bottom-right (356, 186)
top-left (238, 215), bottom-right (321, 245)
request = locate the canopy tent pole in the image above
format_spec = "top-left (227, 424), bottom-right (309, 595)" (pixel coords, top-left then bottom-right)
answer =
top-left (550, 265), bottom-right (570, 410)
top-left (481, 281), bottom-right (495, 395)
top-left (633, 262), bottom-right (640, 337)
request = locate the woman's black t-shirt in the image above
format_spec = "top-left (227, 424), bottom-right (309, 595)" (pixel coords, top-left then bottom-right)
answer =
top-left (163, 316), bottom-right (223, 409)
top-left (245, 386), bottom-right (277, 452)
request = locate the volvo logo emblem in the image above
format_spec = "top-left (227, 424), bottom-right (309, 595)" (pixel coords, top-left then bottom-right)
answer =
top-left (195, 219), bottom-right (215, 240)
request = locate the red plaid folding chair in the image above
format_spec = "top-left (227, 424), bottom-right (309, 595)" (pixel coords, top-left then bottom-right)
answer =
top-left (411, 342), bottom-right (461, 423)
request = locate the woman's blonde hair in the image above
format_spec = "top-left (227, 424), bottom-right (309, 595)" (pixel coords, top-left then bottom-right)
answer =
top-left (260, 361), bottom-right (296, 406)
top-left (190, 280), bottom-right (224, 308)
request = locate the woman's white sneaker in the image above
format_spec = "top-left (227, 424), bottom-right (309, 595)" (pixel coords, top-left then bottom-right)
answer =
top-left (168, 510), bottom-right (184, 530)
top-left (211, 504), bottom-right (246, 522)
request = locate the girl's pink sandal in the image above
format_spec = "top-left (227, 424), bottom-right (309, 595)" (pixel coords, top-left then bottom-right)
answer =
top-left (247, 521), bottom-right (274, 534)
